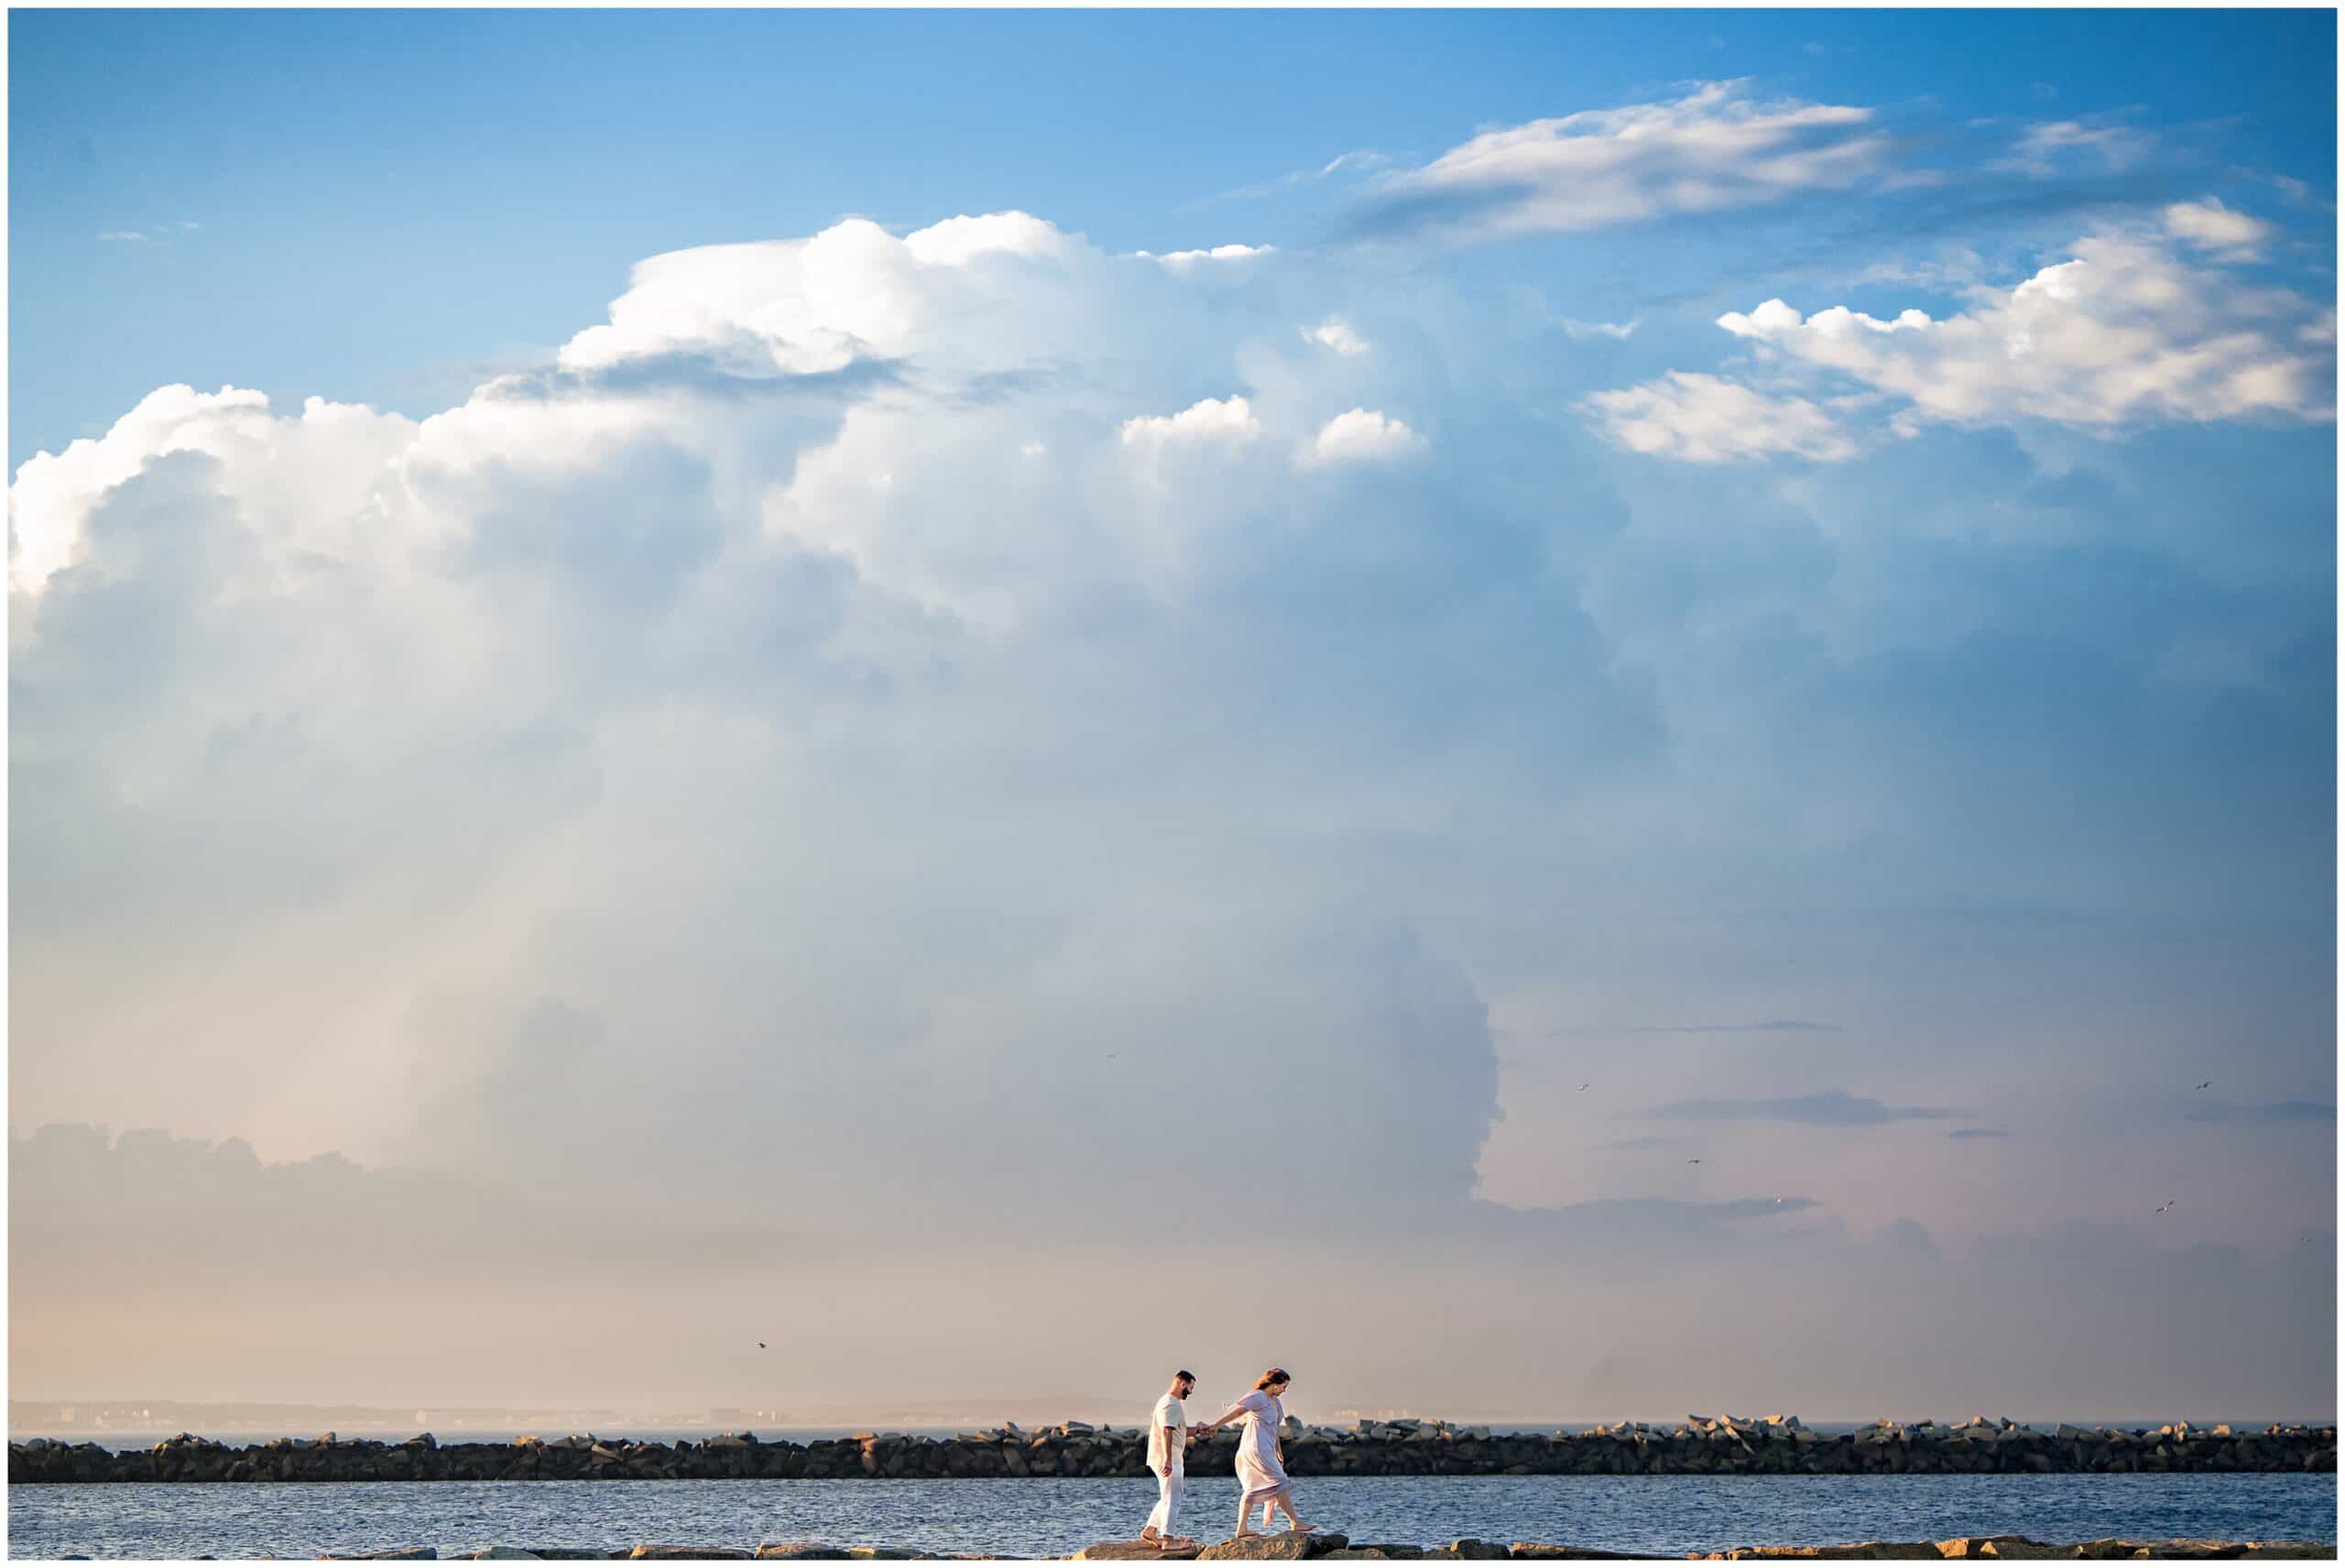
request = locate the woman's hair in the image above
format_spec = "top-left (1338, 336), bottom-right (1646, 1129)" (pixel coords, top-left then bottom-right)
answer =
top-left (1255, 1367), bottom-right (1290, 1390)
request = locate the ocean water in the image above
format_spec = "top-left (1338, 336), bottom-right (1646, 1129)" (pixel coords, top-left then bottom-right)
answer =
top-left (8, 1472), bottom-right (2335, 1560)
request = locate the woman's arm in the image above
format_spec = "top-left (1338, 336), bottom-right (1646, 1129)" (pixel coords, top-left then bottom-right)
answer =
top-left (1203, 1394), bottom-right (1259, 1432)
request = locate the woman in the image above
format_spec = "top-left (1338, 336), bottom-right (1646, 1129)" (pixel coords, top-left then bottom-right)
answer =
top-left (1199, 1367), bottom-right (1310, 1538)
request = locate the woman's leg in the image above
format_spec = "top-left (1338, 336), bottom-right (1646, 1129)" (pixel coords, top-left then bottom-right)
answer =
top-left (1272, 1487), bottom-right (1309, 1532)
top-left (1237, 1481), bottom-right (1273, 1536)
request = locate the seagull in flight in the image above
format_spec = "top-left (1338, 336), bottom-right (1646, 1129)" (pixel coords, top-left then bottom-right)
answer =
top-left (2154, 1201), bottom-right (2175, 1215)
top-left (1578, 1083), bottom-right (1591, 1092)
top-left (2196, 1081), bottom-right (2212, 1091)
top-left (1686, 1158), bottom-right (1702, 1165)
top-left (758, 1342), bottom-right (767, 1350)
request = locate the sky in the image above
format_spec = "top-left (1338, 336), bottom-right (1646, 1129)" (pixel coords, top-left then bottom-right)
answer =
top-left (7, 9), bottom-right (2339, 1424)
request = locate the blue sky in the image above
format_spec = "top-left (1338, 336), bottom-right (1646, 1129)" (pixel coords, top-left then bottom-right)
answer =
top-left (7, 10), bottom-right (2337, 1416)
top-left (11, 8), bottom-right (2337, 468)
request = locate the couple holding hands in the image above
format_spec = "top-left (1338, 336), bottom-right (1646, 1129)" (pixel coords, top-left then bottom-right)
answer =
top-left (1141, 1367), bottom-right (1311, 1550)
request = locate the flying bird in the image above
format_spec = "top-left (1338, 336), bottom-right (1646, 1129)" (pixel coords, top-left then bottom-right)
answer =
top-left (1578, 1083), bottom-right (1591, 1092)
top-left (2154, 1202), bottom-right (2175, 1215)
top-left (2196, 1081), bottom-right (2212, 1091)
top-left (1686, 1159), bottom-right (1702, 1165)
top-left (758, 1342), bottom-right (767, 1350)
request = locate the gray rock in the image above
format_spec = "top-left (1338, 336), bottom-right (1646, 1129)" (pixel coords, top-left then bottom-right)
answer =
top-left (628, 1550), bottom-right (751, 1561)
top-left (1073, 1546), bottom-right (1203, 1562)
top-left (1196, 1533), bottom-right (1349, 1563)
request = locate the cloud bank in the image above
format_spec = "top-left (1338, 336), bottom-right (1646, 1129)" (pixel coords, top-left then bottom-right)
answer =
top-left (11, 190), bottom-right (2334, 1416)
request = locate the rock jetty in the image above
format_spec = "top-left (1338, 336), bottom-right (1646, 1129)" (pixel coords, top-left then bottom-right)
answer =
top-left (11, 1416), bottom-right (2333, 1484)
top-left (300, 1531), bottom-right (2336, 1561)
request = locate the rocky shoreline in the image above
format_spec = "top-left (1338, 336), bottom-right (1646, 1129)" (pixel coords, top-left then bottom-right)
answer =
top-left (12, 1416), bottom-right (2334, 1484)
top-left (286, 1529), bottom-right (2336, 1560)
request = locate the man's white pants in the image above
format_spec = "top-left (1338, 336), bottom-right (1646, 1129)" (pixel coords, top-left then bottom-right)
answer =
top-left (1144, 1467), bottom-right (1184, 1537)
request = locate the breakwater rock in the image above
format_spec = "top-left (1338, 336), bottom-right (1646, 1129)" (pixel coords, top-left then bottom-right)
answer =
top-left (10, 1416), bottom-right (2336, 1484)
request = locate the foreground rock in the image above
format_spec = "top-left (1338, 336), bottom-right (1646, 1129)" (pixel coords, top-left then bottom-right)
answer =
top-left (1073, 1545), bottom-right (1205, 1561)
top-left (1692, 1543), bottom-right (2333, 1561)
top-left (1197, 1533), bottom-right (1351, 1561)
top-left (19, 1417), bottom-right (2333, 1484)
top-left (295, 1541), bottom-right (2339, 1563)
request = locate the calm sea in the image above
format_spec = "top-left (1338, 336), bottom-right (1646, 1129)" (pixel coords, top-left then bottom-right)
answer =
top-left (8, 1472), bottom-right (2336, 1560)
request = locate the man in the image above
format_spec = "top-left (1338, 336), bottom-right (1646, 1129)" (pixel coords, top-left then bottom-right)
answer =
top-left (1140, 1369), bottom-right (1198, 1549)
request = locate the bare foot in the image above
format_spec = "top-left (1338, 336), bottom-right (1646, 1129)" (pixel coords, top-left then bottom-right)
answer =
top-left (1233, 1530), bottom-right (1262, 1539)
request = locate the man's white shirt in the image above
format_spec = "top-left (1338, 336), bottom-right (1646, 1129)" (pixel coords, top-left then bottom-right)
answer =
top-left (1148, 1393), bottom-right (1186, 1474)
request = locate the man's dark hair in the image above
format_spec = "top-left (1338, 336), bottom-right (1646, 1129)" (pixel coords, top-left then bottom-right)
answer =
top-left (1175, 1370), bottom-right (1195, 1383)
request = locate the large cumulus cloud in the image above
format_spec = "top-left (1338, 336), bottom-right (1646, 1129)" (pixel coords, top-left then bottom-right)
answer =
top-left (10, 201), bottom-right (2334, 1414)
top-left (11, 212), bottom-right (1614, 1235)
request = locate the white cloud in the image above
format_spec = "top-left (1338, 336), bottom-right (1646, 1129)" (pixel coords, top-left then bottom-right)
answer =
top-left (1581, 372), bottom-right (1857, 463)
top-left (557, 211), bottom-right (1085, 377)
top-left (9, 200), bottom-right (2336, 1420)
top-left (10, 212), bottom-right (1535, 1234)
top-left (1118, 394), bottom-right (1261, 450)
top-left (1994, 118), bottom-right (2155, 177)
top-left (9, 384), bottom-right (311, 594)
top-left (900, 210), bottom-right (1071, 267)
top-left (1559, 318), bottom-right (1641, 342)
top-left (1303, 316), bottom-right (1371, 355)
top-left (1215, 149), bottom-right (1391, 202)
top-left (1706, 230), bottom-right (2332, 431)
top-left (1302, 408), bottom-right (1424, 466)
top-left (1369, 80), bottom-right (1892, 240)
top-left (2163, 197), bottom-right (2274, 261)
top-left (97, 231), bottom-right (149, 243)
top-left (1718, 298), bottom-right (1824, 340)
top-left (1132, 243), bottom-right (1276, 278)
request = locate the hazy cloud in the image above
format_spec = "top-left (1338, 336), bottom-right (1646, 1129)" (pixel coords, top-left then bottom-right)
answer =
top-left (1993, 117), bottom-right (2157, 179)
top-left (1581, 372), bottom-right (1858, 463)
top-left (2185, 1100), bottom-right (2337, 1125)
top-left (1352, 81), bottom-right (1893, 242)
top-left (2164, 196), bottom-right (2275, 261)
top-left (1649, 1093), bottom-right (1961, 1127)
top-left (1624, 1020), bottom-right (1845, 1036)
